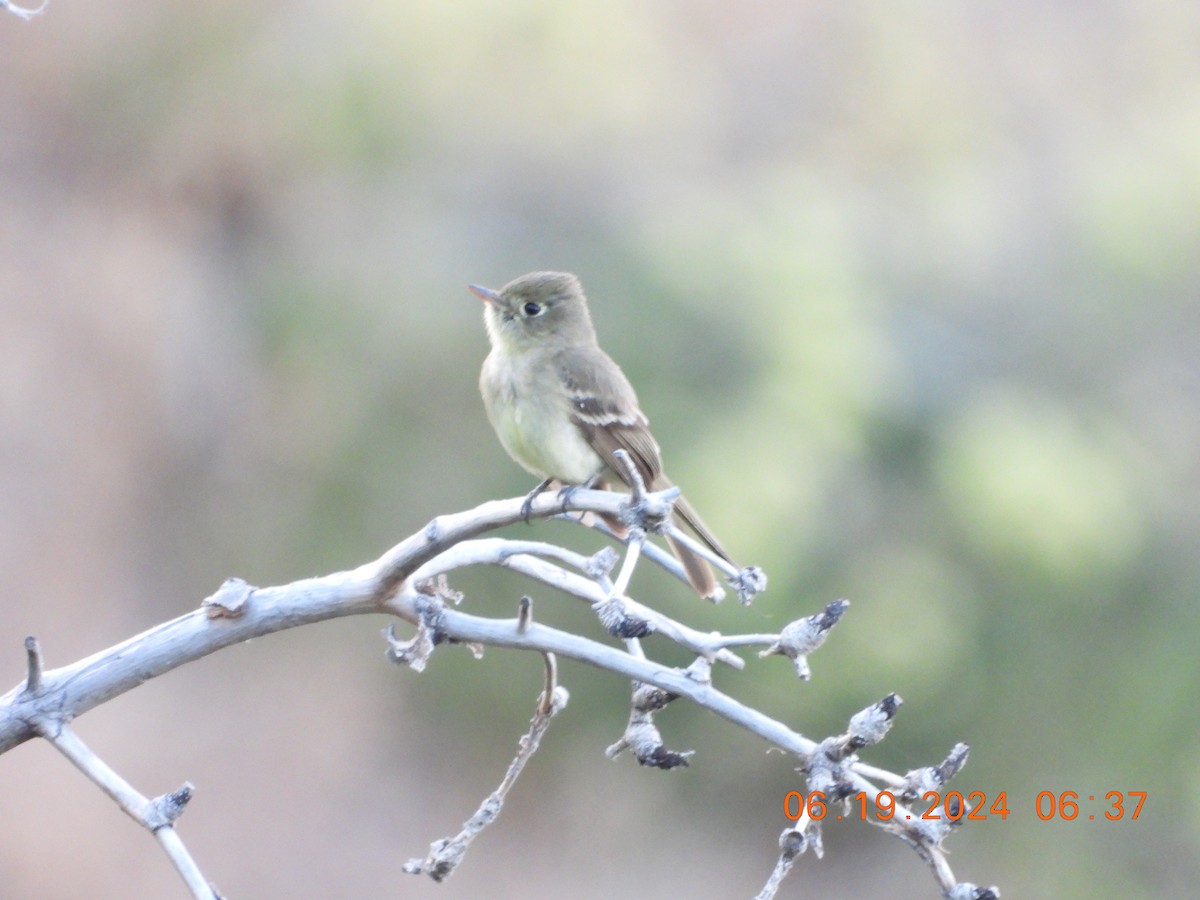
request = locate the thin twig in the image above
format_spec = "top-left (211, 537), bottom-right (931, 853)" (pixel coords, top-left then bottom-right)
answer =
top-left (38, 723), bottom-right (216, 899)
top-left (538, 653), bottom-right (558, 714)
top-left (568, 512), bottom-right (690, 585)
top-left (663, 520), bottom-right (741, 580)
top-left (22, 636), bottom-right (42, 693)
top-left (406, 537), bottom-right (745, 667)
top-left (517, 595), bottom-right (533, 634)
top-left (756, 805), bottom-right (812, 900)
top-left (404, 687), bottom-right (569, 882)
top-left (610, 527), bottom-right (644, 597)
top-left (610, 448), bottom-right (647, 503)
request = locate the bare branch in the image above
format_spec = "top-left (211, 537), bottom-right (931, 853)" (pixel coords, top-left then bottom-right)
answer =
top-left (38, 723), bottom-right (216, 898)
top-left (406, 536), bottom-right (748, 667)
top-left (757, 817), bottom-right (812, 899)
top-left (578, 502), bottom-right (766, 604)
top-left (609, 526), bottom-right (645, 597)
top-left (0, 491), bottom-right (629, 755)
top-left (403, 687), bottom-right (569, 882)
top-left (610, 447), bottom-right (648, 503)
top-left (0, 489), bottom-right (996, 896)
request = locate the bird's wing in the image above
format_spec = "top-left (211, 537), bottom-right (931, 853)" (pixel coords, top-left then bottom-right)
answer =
top-left (555, 346), bottom-right (663, 488)
top-left (556, 346), bottom-right (736, 570)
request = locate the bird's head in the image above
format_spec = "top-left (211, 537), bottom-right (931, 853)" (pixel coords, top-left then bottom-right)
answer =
top-left (469, 271), bottom-right (596, 352)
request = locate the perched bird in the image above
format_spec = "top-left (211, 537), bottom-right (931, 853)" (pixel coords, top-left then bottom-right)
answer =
top-left (469, 270), bottom-right (736, 599)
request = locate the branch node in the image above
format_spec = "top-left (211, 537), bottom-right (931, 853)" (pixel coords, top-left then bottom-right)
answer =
top-left (683, 656), bottom-right (713, 685)
top-left (414, 574), bottom-right (463, 607)
top-left (611, 448), bottom-right (677, 534)
top-left (900, 742), bottom-right (971, 802)
top-left (586, 545), bottom-right (620, 581)
top-left (624, 489), bottom-right (678, 534)
top-left (947, 884), bottom-right (1001, 900)
top-left (754, 824), bottom-right (809, 899)
top-left (631, 681), bottom-right (679, 712)
top-left (201, 578), bottom-right (255, 619)
top-left (804, 744), bottom-right (858, 806)
top-left (147, 782), bottom-right (195, 830)
top-left (606, 714), bottom-right (692, 769)
top-left (542, 683), bottom-right (570, 716)
top-left (384, 595), bottom-right (448, 672)
top-left (846, 693), bottom-right (902, 750)
top-left (607, 682), bottom-right (692, 770)
top-left (759, 599), bottom-right (850, 680)
top-left (730, 565), bottom-right (769, 605)
top-left (778, 824), bottom-right (808, 858)
top-left (592, 597), bottom-right (655, 639)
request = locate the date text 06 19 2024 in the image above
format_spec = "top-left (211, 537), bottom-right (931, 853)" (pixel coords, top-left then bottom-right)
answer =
top-left (782, 790), bottom-right (1146, 823)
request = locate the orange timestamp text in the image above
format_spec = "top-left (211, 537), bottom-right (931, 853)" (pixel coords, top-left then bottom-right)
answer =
top-left (783, 790), bottom-right (1146, 822)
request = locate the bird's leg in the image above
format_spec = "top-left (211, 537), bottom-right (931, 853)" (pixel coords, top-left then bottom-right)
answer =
top-left (521, 477), bottom-right (555, 524)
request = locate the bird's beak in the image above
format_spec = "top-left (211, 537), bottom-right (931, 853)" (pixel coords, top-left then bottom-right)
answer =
top-left (468, 283), bottom-right (502, 306)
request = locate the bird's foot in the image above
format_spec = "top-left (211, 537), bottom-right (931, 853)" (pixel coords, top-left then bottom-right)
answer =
top-left (521, 477), bottom-right (555, 524)
top-left (556, 483), bottom-right (581, 515)
top-left (556, 475), bottom-right (601, 516)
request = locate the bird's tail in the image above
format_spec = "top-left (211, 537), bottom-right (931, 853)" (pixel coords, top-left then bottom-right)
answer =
top-left (656, 478), bottom-right (736, 601)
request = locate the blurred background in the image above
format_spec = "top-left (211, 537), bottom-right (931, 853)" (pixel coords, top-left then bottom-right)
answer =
top-left (2, 1), bottom-right (1197, 897)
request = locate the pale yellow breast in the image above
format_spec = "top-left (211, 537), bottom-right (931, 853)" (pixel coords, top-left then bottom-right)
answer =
top-left (481, 349), bottom-right (604, 485)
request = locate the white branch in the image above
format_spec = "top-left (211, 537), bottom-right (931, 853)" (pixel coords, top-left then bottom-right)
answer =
top-left (0, 489), bottom-right (996, 897)
top-left (609, 526), bottom-right (645, 597)
top-left (38, 723), bottom-right (215, 898)
top-left (409, 536), bottom-right (749, 667)
top-left (403, 686), bottom-right (569, 881)
top-left (1, 491), bottom-right (626, 753)
top-left (388, 581), bottom-right (815, 754)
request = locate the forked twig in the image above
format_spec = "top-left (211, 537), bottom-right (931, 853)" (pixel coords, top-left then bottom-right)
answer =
top-left (403, 686), bottom-right (569, 882)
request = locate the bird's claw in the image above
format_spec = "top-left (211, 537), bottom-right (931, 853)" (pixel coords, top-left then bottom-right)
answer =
top-left (556, 483), bottom-right (581, 515)
top-left (521, 477), bottom-right (554, 525)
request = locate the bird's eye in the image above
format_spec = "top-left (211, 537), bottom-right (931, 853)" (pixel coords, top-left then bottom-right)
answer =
top-left (523, 302), bottom-right (542, 317)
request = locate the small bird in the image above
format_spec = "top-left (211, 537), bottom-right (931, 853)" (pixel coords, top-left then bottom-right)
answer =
top-left (469, 270), bottom-right (736, 599)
